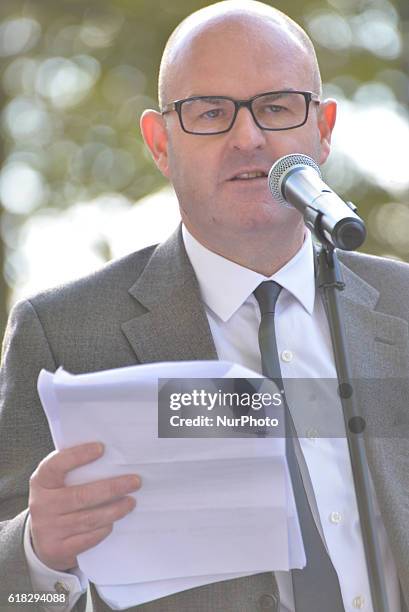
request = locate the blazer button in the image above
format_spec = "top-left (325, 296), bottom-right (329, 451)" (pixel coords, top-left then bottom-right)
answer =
top-left (258, 593), bottom-right (279, 610)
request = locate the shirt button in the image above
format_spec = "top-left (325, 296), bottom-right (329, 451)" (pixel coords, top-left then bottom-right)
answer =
top-left (352, 595), bottom-right (365, 609)
top-left (329, 511), bottom-right (343, 524)
top-left (281, 350), bottom-right (293, 363)
top-left (258, 593), bottom-right (279, 610)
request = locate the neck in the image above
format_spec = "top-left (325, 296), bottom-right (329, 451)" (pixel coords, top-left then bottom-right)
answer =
top-left (183, 221), bottom-right (306, 277)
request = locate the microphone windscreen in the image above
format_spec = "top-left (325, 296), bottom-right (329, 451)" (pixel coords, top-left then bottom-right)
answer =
top-left (268, 153), bottom-right (321, 206)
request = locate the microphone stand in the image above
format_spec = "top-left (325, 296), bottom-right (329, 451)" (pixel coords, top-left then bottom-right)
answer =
top-left (316, 243), bottom-right (389, 612)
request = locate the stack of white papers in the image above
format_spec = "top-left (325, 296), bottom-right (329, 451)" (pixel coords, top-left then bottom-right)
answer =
top-left (38, 360), bottom-right (305, 609)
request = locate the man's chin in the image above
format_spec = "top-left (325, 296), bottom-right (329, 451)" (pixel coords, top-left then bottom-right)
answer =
top-left (230, 207), bottom-right (301, 235)
top-left (234, 199), bottom-right (300, 228)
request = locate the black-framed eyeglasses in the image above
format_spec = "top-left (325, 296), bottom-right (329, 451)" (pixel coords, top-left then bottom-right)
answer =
top-left (161, 90), bottom-right (320, 135)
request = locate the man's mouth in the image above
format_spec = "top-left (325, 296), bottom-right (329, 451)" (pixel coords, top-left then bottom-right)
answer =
top-left (230, 171), bottom-right (268, 181)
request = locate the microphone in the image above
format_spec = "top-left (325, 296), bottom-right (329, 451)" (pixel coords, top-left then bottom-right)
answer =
top-left (268, 154), bottom-right (366, 251)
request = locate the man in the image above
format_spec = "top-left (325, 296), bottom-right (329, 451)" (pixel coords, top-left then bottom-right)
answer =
top-left (1, 1), bottom-right (408, 611)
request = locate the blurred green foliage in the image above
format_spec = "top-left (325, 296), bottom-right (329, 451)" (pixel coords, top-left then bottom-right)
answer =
top-left (0, 0), bottom-right (409, 338)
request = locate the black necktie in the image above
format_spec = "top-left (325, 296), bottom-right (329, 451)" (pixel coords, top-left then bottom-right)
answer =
top-left (254, 280), bottom-right (345, 612)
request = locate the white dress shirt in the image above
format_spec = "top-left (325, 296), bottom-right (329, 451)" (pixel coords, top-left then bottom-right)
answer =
top-left (26, 225), bottom-right (401, 612)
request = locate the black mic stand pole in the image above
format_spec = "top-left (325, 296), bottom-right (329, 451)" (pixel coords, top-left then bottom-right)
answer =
top-left (316, 243), bottom-right (389, 612)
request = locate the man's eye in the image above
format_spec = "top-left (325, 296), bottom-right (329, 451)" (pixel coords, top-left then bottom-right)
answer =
top-left (200, 108), bottom-right (223, 119)
top-left (264, 104), bottom-right (286, 113)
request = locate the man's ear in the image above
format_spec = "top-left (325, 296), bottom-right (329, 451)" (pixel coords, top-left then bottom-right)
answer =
top-left (140, 110), bottom-right (171, 178)
top-left (317, 99), bottom-right (337, 165)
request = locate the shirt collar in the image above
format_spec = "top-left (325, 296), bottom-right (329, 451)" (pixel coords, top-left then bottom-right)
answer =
top-left (182, 224), bottom-right (316, 322)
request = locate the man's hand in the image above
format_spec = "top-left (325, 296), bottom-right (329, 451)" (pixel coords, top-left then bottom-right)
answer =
top-left (28, 442), bottom-right (140, 571)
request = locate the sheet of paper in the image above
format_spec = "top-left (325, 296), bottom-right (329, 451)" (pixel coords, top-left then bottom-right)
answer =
top-left (38, 361), bottom-right (305, 593)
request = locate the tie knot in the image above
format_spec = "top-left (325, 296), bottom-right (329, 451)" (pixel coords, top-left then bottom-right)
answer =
top-left (254, 280), bottom-right (282, 316)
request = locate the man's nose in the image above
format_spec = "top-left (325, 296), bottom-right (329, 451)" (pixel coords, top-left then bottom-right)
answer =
top-left (227, 107), bottom-right (267, 150)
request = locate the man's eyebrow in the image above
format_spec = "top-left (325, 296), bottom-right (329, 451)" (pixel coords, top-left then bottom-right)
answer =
top-left (260, 90), bottom-right (296, 99)
top-left (187, 87), bottom-right (300, 97)
top-left (260, 87), bottom-right (298, 94)
top-left (180, 87), bottom-right (306, 103)
top-left (185, 94), bottom-right (228, 99)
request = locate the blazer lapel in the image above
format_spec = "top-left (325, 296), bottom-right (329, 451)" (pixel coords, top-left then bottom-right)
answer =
top-left (338, 262), bottom-right (409, 379)
top-left (121, 226), bottom-right (218, 364)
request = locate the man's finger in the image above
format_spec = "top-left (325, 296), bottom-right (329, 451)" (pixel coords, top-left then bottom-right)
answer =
top-left (34, 443), bottom-right (104, 489)
top-left (57, 474), bottom-right (141, 514)
top-left (61, 525), bottom-right (114, 561)
top-left (57, 496), bottom-right (136, 536)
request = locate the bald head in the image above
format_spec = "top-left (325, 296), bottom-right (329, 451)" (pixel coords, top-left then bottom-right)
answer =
top-left (158, 0), bottom-right (322, 109)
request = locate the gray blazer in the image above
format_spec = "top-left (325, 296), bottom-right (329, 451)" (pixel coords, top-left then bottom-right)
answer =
top-left (1, 226), bottom-right (408, 612)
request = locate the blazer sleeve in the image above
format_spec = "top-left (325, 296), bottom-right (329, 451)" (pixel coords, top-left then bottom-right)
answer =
top-left (0, 299), bottom-right (86, 612)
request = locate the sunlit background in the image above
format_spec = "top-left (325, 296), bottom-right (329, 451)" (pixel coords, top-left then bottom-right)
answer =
top-left (0, 0), bottom-right (409, 338)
